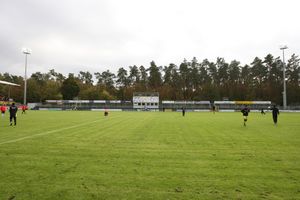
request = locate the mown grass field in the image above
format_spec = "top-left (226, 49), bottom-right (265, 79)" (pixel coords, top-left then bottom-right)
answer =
top-left (0, 111), bottom-right (300, 200)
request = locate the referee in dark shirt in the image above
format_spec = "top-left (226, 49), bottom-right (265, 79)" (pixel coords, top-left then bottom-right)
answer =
top-left (270, 105), bottom-right (280, 125)
top-left (9, 103), bottom-right (18, 126)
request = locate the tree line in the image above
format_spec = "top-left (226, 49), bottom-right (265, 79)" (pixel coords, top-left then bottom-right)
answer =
top-left (1, 53), bottom-right (300, 105)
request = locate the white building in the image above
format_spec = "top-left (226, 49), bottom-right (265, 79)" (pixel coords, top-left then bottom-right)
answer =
top-left (133, 92), bottom-right (159, 110)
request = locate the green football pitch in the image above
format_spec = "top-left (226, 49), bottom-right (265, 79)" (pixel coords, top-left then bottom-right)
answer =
top-left (0, 111), bottom-right (300, 199)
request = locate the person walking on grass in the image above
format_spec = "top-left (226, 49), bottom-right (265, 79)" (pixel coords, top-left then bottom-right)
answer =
top-left (104, 107), bottom-right (109, 116)
top-left (182, 107), bottom-right (185, 117)
top-left (9, 103), bottom-right (18, 126)
top-left (212, 104), bottom-right (216, 114)
top-left (241, 105), bottom-right (250, 126)
top-left (270, 105), bottom-right (280, 125)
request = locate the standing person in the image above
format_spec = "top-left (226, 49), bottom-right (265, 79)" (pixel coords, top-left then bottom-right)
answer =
top-left (270, 105), bottom-right (280, 125)
top-left (1, 104), bottom-right (6, 118)
top-left (182, 107), bottom-right (185, 117)
top-left (22, 105), bottom-right (26, 114)
top-left (261, 108), bottom-right (266, 115)
top-left (212, 104), bottom-right (216, 114)
top-left (241, 105), bottom-right (250, 126)
top-left (9, 103), bottom-right (18, 126)
top-left (104, 107), bottom-right (109, 116)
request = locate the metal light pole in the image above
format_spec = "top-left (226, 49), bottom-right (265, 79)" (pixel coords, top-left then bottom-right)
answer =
top-left (280, 45), bottom-right (288, 110)
top-left (22, 48), bottom-right (32, 105)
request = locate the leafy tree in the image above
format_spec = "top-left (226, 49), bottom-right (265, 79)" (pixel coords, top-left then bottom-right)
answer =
top-left (139, 65), bottom-right (148, 89)
top-left (170, 64), bottom-right (182, 100)
top-left (228, 60), bottom-right (241, 83)
top-left (43, 81), bottom-right (62, 100)
top-left (26, 79), bottom-right (41, 102)
top-left (31, 72), bottom-right (50, 84)
top-left (116, 67), bottom-right (129, 100)
top-left (79, 86), bottom-right (101, 100)
top-left (61, 76), bottom-right (80, 100)
top-left (190, 57), bottom-right (200, 88)
top-left (78, 71), bottom-right (93, 85)
top-left (217, 57), bottom-right (229, 86)
top-left (227, 60), bottom-right (241, 99)
top-left (207, 62), bottom-right (218, 85)
top-left (116, 67), bottom-right (129, 88)
top-left (199, 59), bottom-right (211, 85)
top-left (101, 89), bottom-right (115, 100)
top-left (287, 54), bottom-right (300, 84)
top-left (178, 59), bottom-right (191, 99)
top-left (2, 53), bottom-right (300, 104)
top-left (94, 70), bottom-right (115, 89)
top-left (241, 64), bottom-right (251, 85)
top-left (148, 61), bottom-right (162, 90)
top-left (251, 57), bottom-right (267, 84)
top-left (286, 54), bottom-right (300, 104)
top-left (129, 65), bottom-right (140, 84)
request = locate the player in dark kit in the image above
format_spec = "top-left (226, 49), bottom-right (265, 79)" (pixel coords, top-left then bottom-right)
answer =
top-left (212, 104), bottom-right (216, 114)
top-left (9, 103), bottom-right (18, 126)
top-left (241, 105), bottom-right (250, 126)
top-left (270, 105), bottom-right (279, 125)
top-left (104, 109), bottom-right (108, 116)
top-left (182, 107), bottom-right (185, 117)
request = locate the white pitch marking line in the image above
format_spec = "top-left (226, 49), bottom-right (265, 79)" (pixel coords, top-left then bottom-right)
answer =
top-left (0, 120), bottom-right (99, 145)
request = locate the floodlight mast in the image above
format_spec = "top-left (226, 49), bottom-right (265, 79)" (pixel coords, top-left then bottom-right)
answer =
top-left (22, 48), bottom-right (31, 105)
top-left (280, 45), bottom-right (288, 110)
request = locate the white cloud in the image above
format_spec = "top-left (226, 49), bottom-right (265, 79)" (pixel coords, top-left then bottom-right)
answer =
top-left (0, 0), bottom-right (299, 76)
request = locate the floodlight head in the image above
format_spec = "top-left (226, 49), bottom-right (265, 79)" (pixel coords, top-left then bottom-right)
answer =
top-left (280, 45), bottom-right (288, 50)
top-left (22, 48), bottom-right (32, 54)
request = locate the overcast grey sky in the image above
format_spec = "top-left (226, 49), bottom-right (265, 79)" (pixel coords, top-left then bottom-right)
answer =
top-left (1, 0), bottom-right (299, 76)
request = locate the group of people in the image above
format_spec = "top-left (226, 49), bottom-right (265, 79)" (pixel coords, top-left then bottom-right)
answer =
top-left (1, 103), bottom-right (27, 126)
top-left (181, 104), bottom-right (280, 126)
top-left (2, 103), bottom-right (282, 127)
top-left (241, 105), bottom-right (280, 126)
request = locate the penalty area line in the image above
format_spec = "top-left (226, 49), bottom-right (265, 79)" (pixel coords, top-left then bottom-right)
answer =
top-left (0, 120), bottom-right (99, 146)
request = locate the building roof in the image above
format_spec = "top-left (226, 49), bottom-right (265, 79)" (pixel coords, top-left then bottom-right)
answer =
top-left (0, 80), bottom-right (20, 87)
